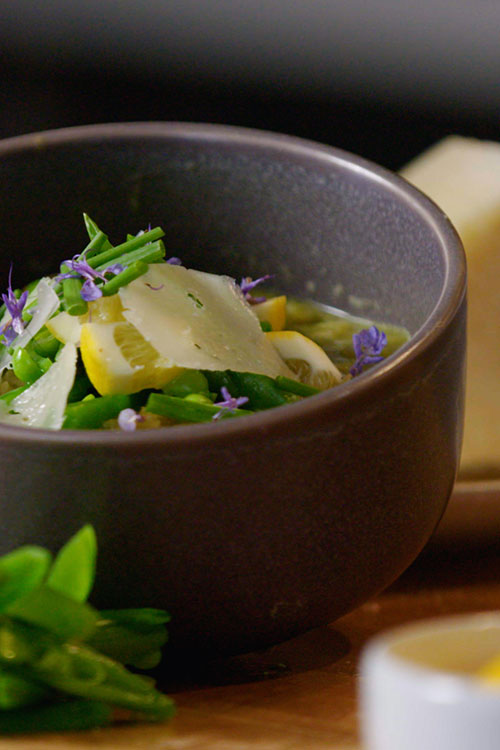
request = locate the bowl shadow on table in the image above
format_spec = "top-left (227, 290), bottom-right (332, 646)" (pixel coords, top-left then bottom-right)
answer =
top-left (160, 625), bottom-right (351, 692)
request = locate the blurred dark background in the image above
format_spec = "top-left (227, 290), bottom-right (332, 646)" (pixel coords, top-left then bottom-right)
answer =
top-left (2, 0), bottom-right (500, 170)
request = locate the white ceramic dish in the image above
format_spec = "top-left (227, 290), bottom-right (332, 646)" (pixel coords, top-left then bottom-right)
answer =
top-left (360, 612), bottom-right (500, 750)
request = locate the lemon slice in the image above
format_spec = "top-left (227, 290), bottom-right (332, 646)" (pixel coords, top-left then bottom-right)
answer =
top-left (80, 320), bottom-right (183, 395)
top-left (266, 330), bottom-right (342, 390)
top-left (46, 311), bottom-right (82, 345)
top-left (252, 296), bottom-right (287, 331)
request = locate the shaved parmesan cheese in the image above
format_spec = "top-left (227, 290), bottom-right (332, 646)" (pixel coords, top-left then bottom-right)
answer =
top-left (119, 265), bottom-right (292, 378)
top-left (2, 343), bottom-right (77, 429)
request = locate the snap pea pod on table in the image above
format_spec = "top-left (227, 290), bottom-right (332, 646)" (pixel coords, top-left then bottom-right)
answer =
top-left (0, 526), bottom-right (174, 733)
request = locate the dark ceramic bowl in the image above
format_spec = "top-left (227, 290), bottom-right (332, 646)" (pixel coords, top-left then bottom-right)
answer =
top-left (0, 123), bottom-right (466, 658)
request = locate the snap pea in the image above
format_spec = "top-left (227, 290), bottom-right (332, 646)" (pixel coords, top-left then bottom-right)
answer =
top-left (0, 386), bottom-right (28, 404)
top-left (31, 641), bottom-right (175, 719)
top-left (145, 392), bottom-right (251, 423)
top-left (0, 699), bottom-right (112, 734)
top-left (87, 620), bottom-right (168, 669)
top-left (45, 525), bottom-right (96, 603)
top-left (162, 369), bottom-right (210, 398)
top-left (5, 587), bottom-right (99, 642)
top-left (63, 394), bottom-right (133, 429)
top-left (99, 608), bottom-right (171, 630)
top-left (0, 671), bottom-right (49, 710)
top-left (0, 547), bottom-right (52, 611)
top-left (11, 348), bottom-right (50, 386)
top-left (30, 328), bottom-right (61, 360)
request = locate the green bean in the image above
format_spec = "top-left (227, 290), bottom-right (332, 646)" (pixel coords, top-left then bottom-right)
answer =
top-left (162, 369), bottom-right (209, 398)
top-left (184, 393), bottom-right (214, 405)
top-left (46, 525), bottom-right (96, 603)
top-left (0, 547), bottom-right (52, 611)
top-left (67, 370), bottom-right (94, 403)
top-left (101, 260), bottom-right (148, 297)
top-left (274, 375), bottom-right (319, 397)
top-left (62, 394), bottom-right (132, 429)
top-left (204, 370), bottom-right (288, 411)
top-left (259, 321), bottom-right (272, 332)
top-left (146, 393), bottom-right (251, 423)
top-left (87, 227), bottom-right (165, 270)
top-left (0, 699), bottom-right (112, 734)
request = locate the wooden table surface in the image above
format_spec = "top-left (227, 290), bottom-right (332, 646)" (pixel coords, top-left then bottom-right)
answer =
top-left (2, 531), bottom-right (500, 749)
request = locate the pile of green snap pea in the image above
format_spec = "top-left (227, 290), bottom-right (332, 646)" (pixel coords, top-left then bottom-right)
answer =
top-left (0, 526), bottom-right (174, 734)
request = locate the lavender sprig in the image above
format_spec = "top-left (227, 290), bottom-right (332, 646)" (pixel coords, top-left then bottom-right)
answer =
top-left (212, 387), bottom-right (249, 420)
top-left (350, 325), bottom-right (387, 377)
top-left (239, 275), bottom-right (273, 304)
top-left (0, 266), bottom-right (29, 345)
top-left (57, 255), bottom-right (124, 302)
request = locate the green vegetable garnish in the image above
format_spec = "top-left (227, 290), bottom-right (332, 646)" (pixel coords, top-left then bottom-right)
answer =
top-left (0, 526), bottom-right (174, 734)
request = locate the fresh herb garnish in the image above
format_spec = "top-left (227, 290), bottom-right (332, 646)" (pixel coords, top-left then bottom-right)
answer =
top-left (212, 386), bottom-right (250, 420)
top-left (118, 407), bottom-right (145, 431)
top-left (0, 526), bottom-right (174, 733)
top-left (239, 275), bottom-right (273, 304)
top-left (0, 266), bottom-right (28, 346)
top-left (349, 325), bottom-right (388, 376)
top-left (187, 292), bottom-right (204, 309)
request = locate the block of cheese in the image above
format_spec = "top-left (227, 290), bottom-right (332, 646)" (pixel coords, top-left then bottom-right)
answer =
top-left (401, 136), bottom-right (500, 479)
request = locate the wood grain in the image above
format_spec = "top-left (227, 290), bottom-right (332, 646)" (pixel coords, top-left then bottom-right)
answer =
top-left (2, 543), bottom-right (500, 749)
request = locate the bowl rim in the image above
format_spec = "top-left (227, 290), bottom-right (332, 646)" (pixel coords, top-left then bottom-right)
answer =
top-left (0, 121), bottom-right (466, 447)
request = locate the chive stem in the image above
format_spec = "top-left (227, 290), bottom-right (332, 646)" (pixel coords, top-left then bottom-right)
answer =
top-left (87, 227), bottom-right (165, 270)
top-left (60, 264), bottom-right (88, 316)
top-left (102, 261), bottom-right (149, 297)
top-left (95, 241), bottom-right (165, 273)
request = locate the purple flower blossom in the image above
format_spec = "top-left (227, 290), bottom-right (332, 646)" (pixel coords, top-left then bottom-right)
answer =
top-left (239, 275), bottom-right (273, 304)
top-left (0, 266), bottom-right (28, 345)
top-left (57, 254), bottom-right (124, 301)
top-left (350, 325), bottom-right (387, 377)
top-left (167, 257), bottom-right (182, 265)
top-left (118, 408), bottom-right (145, 431)
top-left (212, 386), bottom-right (249, 420)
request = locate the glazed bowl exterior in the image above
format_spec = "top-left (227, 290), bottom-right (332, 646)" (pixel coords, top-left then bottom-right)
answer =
top-left (0, 123), bottom-right (466, 657)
